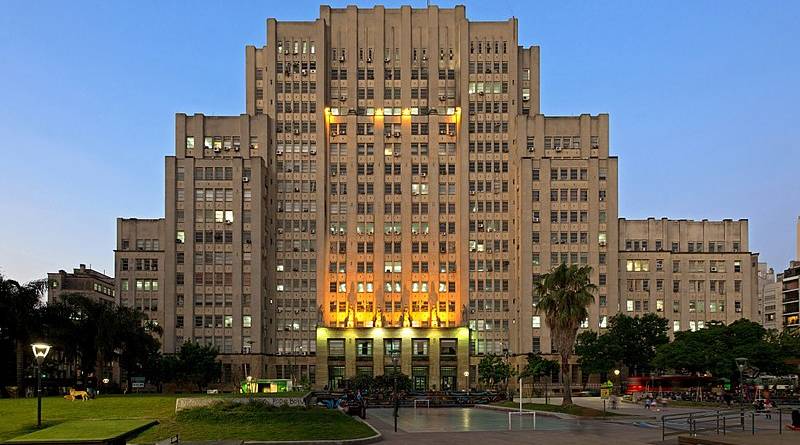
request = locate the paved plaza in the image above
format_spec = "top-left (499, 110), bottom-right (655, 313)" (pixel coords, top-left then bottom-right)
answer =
top-left (365, 408), bottom-right (661, 445)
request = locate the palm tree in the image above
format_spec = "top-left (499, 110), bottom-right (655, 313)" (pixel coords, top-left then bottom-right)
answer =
top-left (0, 275), bottom-right (45, 393)
top-left (534, 264), bottom-right (596, 406)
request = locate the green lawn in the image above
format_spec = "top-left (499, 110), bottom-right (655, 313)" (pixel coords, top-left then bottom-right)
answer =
top-left (494, 401), bottom-right (624, 417)
top-left (7, 420), bottom-right (156, 443)
top-left (0, 395), bottom-right (374, 443)
top-left (133, 403), bottom-right (375, 443)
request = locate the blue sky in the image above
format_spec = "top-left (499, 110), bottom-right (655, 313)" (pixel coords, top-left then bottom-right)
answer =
top-left (1, 0), bottom-right (798, 283)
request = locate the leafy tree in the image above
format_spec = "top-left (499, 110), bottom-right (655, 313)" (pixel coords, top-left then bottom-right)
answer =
top-left (574, 331), bottom-right (614, 387)
top-left (534, 264), bottom-right (596, 406)
top-left (373, 372), bottom-right (411, 395)
top-left (605, 313), bottom-right (669, 375)
top-left (176, 342), bottom-right (221, 391)
top-left (477, 353), bottom-right (514, 390)
top-left (350, 374), bottom-right (375, 393)
top-left (653, 320), bottom-right (792, 383)
top-left (0, 275), bottom-right (45, 392)
top-left (520, 353), bottom-right (560, 400)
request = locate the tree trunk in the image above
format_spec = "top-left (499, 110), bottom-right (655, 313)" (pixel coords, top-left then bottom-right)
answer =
top-left (15, 340), bottom-right (25, 396)
top-left (560, 351), bottom-right (573, 406)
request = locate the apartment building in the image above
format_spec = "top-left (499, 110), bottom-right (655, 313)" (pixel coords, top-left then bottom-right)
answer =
top-left (618, 219), bottom-right (758, 333)
top-left (115, 5), bottom-right (759, 390)
top-left (757, 263), bottom-right (783, 330)
top-left (115, 218), bottom-right (167, 330)
top-left (47, 264), bottom-right (115, 305)
top-left (782, 262), bottom-right (800, 330)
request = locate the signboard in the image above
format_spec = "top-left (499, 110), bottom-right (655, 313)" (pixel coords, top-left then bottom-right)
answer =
top-left (131, 377), bottom-right (145, 389)
top-left (600, 380), bottom-right (614, 400)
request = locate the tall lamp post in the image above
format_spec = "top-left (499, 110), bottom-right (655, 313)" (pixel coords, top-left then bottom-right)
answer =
top-left (613, 369), bottom-right (621, 395)
top-left (734, 357), bottom-right (747, 405)
top-left (31, 343), bottom-right (52, 428)
top-left (391, 350), bottom-right (399, 432)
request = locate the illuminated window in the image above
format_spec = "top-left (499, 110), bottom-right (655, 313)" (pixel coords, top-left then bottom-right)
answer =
top-left (531, 316), bottom-right (541, 328)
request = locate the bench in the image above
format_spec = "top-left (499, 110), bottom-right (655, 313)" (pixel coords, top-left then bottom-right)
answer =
top-left (64, 389), bottom-right (90, 401)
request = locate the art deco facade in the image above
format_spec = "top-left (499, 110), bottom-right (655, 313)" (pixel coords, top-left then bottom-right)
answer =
top-left (115, 5), bottom-right (759, 389)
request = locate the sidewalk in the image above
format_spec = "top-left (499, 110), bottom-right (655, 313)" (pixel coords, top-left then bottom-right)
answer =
top-left (516, 396), bottom-right (718, 419)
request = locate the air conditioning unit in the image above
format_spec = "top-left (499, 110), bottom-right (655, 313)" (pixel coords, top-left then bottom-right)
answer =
top-left (470, 191), bottom-right (476, 195)
top-left (339, 96), bottom-right (347, 102)
top-left (301, 69), bottom-right (308, 76)
top-left (293, 130), bottom-right (300, 135)
top-left (339, 128), bottom-right (347, 135)
top-left (331, 131), bottom-right (338, 137)
top-left (393, 131), bottom-right (401, 138)
top-left (439, 129), bottom-right (447, 135)
top-left (243, 177), bottom-right (250, 183)
top-left (592, 144), bottom-right (599, 149)
top-left (394, 151), bottom-right (400, 157)
top-left (528, 146), bottom-right (534, 152)
top-left (367, 57), bottom-right (373, 63)
top-left (533, 217), bottom-right (540, 222)
top-left (233, 145), bottom-right (240, 151)
top-left (478, 91), bottom-right (485, 96)
top-left (711, 267), bottom-right (718, 272)
top-left (448, 131), bottom-right (455, 136)
top-left (339, 55), bottom-right (346, 62)
top-left (276, 149), bottom-right (284, 155)
top-left (309, 149), bottom-right (317, 155)
top-left (213, 147), bottom-right (221, 153)
top-left (331, 171), bottom-right (337, 176)
top-left (555, 147), bottom-right (562, 152)
top-left (421, 172), bottom-right (427, 177)
top-left (284, 50), bottom-right (290, 55)
top-left (439, 95), bottom-right (446, 101)
top-left (249, 144), bottom-right (256, 150)
top-left (384, 57), bottom-right (391, 63)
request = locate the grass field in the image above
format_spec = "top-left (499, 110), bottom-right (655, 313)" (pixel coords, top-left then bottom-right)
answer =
top-left (7, 420), bottom-right (156, 443)
top-left (494, 401), bottom-right (624, 417)
top-left (0, 395), bottom-right (374, 443)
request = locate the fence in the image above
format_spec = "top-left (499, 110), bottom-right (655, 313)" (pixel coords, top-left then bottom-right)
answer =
top-left (661, 409), bottom-right (754, 441)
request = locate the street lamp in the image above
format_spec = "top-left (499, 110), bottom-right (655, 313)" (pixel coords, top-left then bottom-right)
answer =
top-left (613, 369), bottom-right (621, 396)
top-left (391, 350), bottom-right (400, 432)
top-left (734, 358), bottom-right (747, 404)
top-left (246, 375), bottom-right (254, 401)
top-left (31, 343), bottom-right (51, 428)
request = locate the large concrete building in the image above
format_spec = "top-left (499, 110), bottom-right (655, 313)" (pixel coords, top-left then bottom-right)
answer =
top-left (115, 5), bottom-right (760, 390)
top-left (47, 264), bottom-right (115, 305)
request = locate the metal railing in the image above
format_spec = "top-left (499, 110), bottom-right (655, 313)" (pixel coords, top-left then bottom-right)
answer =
top-left (777, 405), bottom-right (800, 435)
top-left (661, 408), bottom-right (754, 441)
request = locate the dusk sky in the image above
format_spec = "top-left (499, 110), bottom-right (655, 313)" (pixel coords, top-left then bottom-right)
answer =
top-left (1, 0), bottom-right (798, 284)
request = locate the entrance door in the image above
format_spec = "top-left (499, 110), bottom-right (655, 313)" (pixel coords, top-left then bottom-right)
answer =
top-left (440, 366), bottom-right (456, 391)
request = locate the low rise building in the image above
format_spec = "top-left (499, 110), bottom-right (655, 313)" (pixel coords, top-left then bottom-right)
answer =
top-left (47, 264), bottom-right (115, 305)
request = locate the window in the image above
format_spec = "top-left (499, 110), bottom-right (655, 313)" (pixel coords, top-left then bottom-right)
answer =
top-left (412, 339), bottom-right (429, 357)
top-left (242, 315), bottom-right (252, 328)
top-left (356, 339), bottom-right (373, 357)
top-left (328, 339), bottom-right (345, 358)
top-left (531, 316), bottom-right (541, 328)
top-left (384, 338), bottom-right (401, 356)
top-left (440, 339), bottom-right (457, 356)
